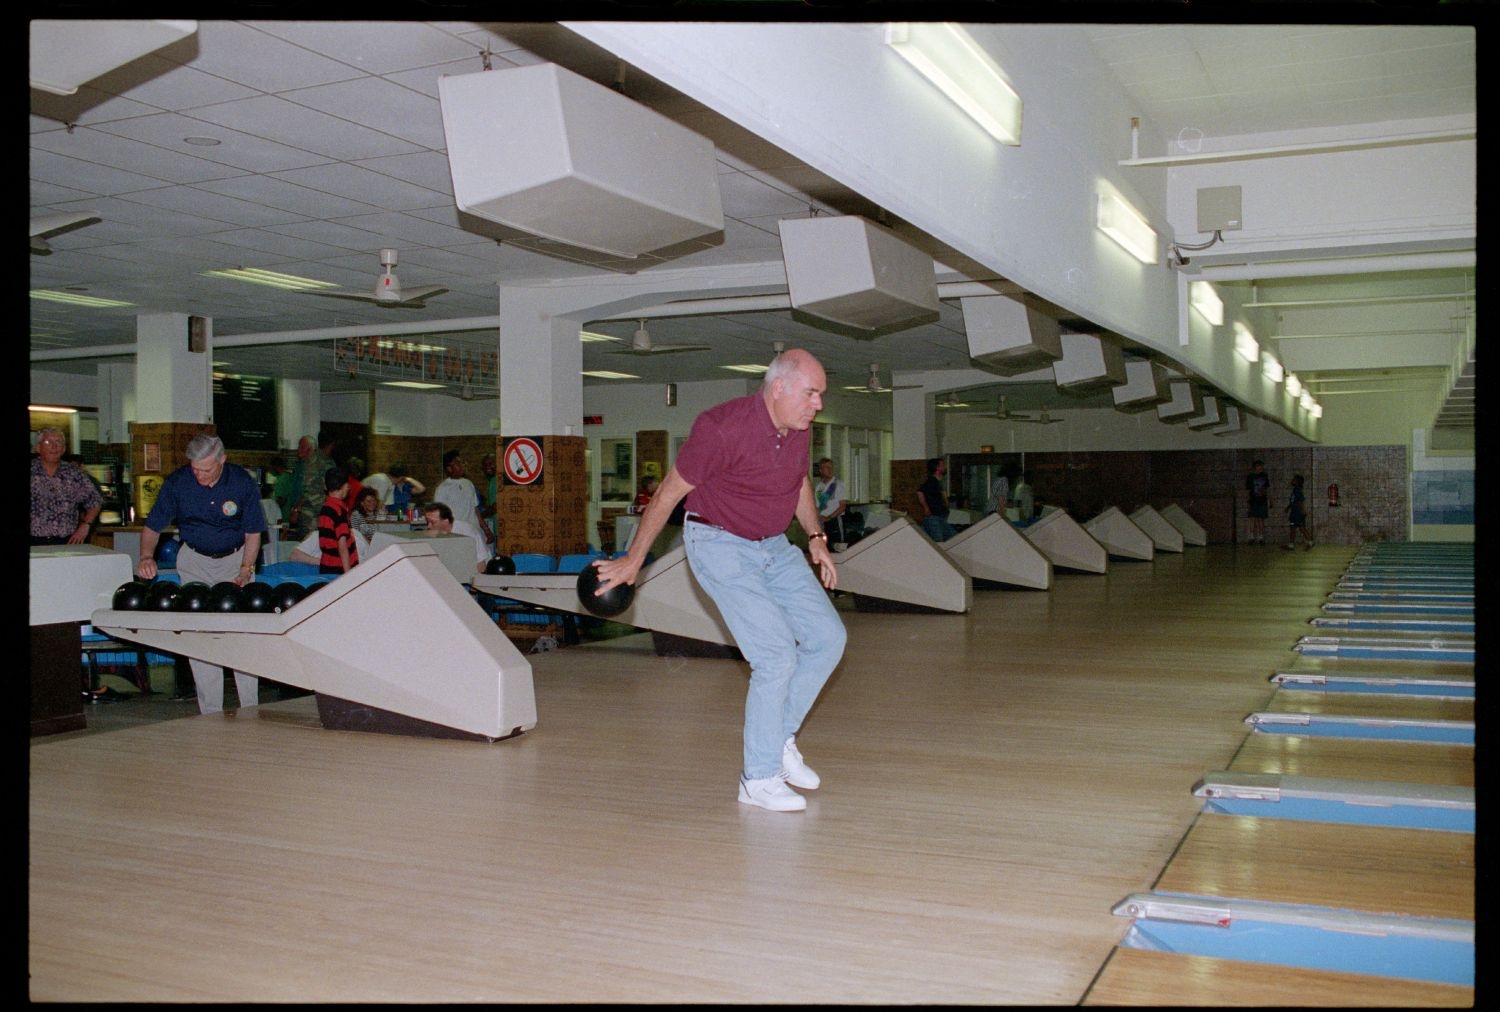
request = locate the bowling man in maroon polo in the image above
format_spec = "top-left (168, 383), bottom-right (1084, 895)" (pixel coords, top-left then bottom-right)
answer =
top-left (592, 348), bottom-right (846, 812)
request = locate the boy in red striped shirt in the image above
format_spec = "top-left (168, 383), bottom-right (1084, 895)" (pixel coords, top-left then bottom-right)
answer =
top-left (317, 466), bottom-right (359, 574)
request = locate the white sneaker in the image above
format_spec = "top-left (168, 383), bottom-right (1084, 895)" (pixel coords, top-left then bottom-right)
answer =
top-left (738, 774), bottom-right (807, 812)
top-left (781, 735), bottom-right (820, 790)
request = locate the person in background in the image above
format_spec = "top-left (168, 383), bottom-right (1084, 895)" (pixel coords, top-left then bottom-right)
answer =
top-left (1011, 472), bottom-right (1034, 523)
top-left (1245, 458), bottom-right (1271, 545)
top-left (272, 453), bottom-right (301, 528)
top-left (343, 456), bottom-right (365, 507)
top-left (986, 467), bottom-right (1010, 517)
top-left (349, 486), bottom-right (383, 548)
top-left (631, 474), bottom-right (660, 515)
top-left (590, 348), bottom-right (845, 814)
top-left (1284, 474), bottom-right (1313, 551)
top-left (295, 432), bottom-right (335, 540)
top-left (479, 453), bottom-right (499, 537)
top-left (317, 466), bottom-right (358, 575)
top-left (31, 427), bottom-right (102, 545)
top-left (136, 434), bottom-right (266, 714)
top-left (363, 463), bottom-right (425, 517)
top-left (813, 457), bottom-right (847, 544)
top-left (421, 501), bottom-right (490, 575)
top-left (436, 450), bottom-right (490, 550)
top-left (916, 457), bottom-right (956, 542)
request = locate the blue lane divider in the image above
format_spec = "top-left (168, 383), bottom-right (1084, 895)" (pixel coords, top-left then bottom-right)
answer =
top-left (1322, 602), bottom-right (1473, 616)
top-left (1245, 711), bottom-right (1474, 745)
top-left (1309, 616), bottom-right (1475, 634)
top-left (1271, 671), bottom-right (1474, 699)
top-left (1193, 774), bottom-right (1474, 832)
top-left (1113, 892), bottom-right (1473, 986)
top-left (1295, 636), bottom-right (1474, 663)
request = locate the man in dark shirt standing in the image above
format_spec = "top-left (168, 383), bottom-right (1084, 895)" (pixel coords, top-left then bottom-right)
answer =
top-left (592, 349), bottom-right (846, 813)
top-left (916, 457), bottom-right (956, 542)
top-left (1245, 459), bottom-right (1271, 545)
top-left (137, 434), bottom-right (268, 714)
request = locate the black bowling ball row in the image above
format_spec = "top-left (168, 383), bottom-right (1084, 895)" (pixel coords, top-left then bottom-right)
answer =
top-left (112, 578), bottom-right (329, 615)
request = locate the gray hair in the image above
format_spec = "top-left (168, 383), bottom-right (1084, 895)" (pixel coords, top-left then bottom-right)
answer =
top-left (36, 426), bottom-right (66, 446)
top-left (185, 434), bottom-right (225, 462)
top-left (762, 348), bottom-right (802, 389)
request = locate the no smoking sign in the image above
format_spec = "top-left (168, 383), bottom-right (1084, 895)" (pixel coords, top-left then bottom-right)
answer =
top-left (502, 436), bottom-right (545, 486)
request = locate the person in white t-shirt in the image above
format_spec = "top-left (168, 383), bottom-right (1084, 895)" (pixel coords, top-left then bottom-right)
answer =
top-left (434, 450), bottom-right (492, 546)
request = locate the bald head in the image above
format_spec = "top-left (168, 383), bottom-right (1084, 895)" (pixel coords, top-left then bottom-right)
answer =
top-left (762, 347), bottom-right (826, 433)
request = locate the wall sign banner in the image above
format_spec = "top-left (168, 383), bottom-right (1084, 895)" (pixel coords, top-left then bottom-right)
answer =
top-left (503, 437), bottom-right (545, 486)
top-left (332, 335), bottom-right (497, 386)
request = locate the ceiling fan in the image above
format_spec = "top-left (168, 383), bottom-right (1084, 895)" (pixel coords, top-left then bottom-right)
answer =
top-left (612, 319), bottom-right (711, 355)
top-left (309, 248), bottom-right (449, 308)
top-left (857, 362), bottom-right (922, 394)
top-left (31, 211), bottom-right (102, 254)
top-left (968, 395), bottom-right (1064, 424)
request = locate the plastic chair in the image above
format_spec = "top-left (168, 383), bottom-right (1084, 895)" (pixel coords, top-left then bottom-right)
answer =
top-left (510, 553), bottom-right (557, 574)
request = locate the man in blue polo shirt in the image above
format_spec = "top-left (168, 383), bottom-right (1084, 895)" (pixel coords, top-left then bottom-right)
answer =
top-left (592, 348), bottom-right (846, 813)
top-left (137, 434), bottom-right (268, 714)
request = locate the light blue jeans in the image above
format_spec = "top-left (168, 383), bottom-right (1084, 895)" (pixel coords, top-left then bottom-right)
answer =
top-left (683, 522), bottom-right (847, 779)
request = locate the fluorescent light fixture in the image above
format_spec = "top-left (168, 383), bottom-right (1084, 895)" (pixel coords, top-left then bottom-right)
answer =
top-left (579, 330), bottom-right (620, 343)
top-left (375, 338), bottom-right (446, 354)
top-left (1285, 373), bottom-right (1302, 398)
top-left (1189, 282), bottom-right (1223, 326)
top-left (1096, 192), bottom-right (1157, 264)
top-left (29, 404), bottom-right (78, 413)
top-left (380, 380), bottom-right (446, 390)
top-left (1310, 401), bottom-right (1323, 419)
top-left (722, 363), bottom-right (770, 375)
top-left (1300, 391), bottom-right (1315, 411)
top-left (30, 289), bottom-right (135, 308)
top-left (582, 370), bottom-right (639, 380)
top-left (1260, 352), bottom-right (1284, 383)
top-left (1234, 322), bottom-right (1259, 363)
top-left (201, 267), bottom-right (336, 291)
top-left (885, 23), bottom-right (1022, 145)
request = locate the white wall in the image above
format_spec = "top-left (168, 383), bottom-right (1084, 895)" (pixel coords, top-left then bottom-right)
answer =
top-left (30, 369), bottom-right (97, 411)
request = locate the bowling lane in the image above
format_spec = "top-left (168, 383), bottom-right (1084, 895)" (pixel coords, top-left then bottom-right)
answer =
top-left (1085, 948), bottom-right (1474, 1006)
top-left (1227, 735), bottom-right (1474, 787)
top-left (1156, 816), bottom-right (1474, 921)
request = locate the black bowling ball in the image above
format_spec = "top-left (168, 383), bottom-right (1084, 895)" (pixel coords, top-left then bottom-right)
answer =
top-left (146, 581), bottom-right (180, 611)
top-left (576, 562), bottom-right (634, 618)
top-left (172, 581), bottom-right (212, 612)
top-left (304, 580), bottom-right (329, 596)
top-left (240, 581), bottom-right (275, 613)
top-left (485, 555), bottom-right (516, 576)
top-left (273, 582), bottom-right (305, 613)
top-left (208, 582), bottom-right (243, 613)
top-left (112, 581), bottom-right (147, 611)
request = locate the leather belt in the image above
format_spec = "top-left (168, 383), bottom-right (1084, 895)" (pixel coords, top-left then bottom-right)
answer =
top-left (190, 544), bottom-right (241, 559)
top-left (685, 514), bottom-right (774, 542)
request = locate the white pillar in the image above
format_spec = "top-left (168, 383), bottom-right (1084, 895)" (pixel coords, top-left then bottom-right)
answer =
top-left (135, 312), bottom-right (211, 423)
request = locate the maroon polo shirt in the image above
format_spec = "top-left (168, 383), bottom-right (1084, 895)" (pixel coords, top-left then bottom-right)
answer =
top-left (674, 392), bottom-right (810, 540)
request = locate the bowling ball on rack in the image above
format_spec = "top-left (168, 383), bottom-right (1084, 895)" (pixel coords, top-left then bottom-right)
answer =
top-left (154, 535), bottom-right (182, 569)
top-left (485, 555), bottom-right (516, 576)
top-left (112, 581), bottom-right (148, 611)
top-left (239, 581), bottom-right (275, 613)
top-left (172, 581), bottom-right (212, 612)
top-left (146, 580), bottom-right (180, 611)
top-left (273, 582), bottom-right (305, 613)
top-left (208, 582), bottom-right (243, 613)
top-left (576, 562), bottom-right (634, 619)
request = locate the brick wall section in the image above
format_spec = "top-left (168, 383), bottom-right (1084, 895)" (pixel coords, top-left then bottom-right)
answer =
top-left (1005, 445), bottom-right (1408, 545)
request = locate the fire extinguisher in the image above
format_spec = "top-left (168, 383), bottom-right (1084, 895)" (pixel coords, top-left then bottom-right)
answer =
top-left (1327, 483), bottom-right (1340, 508)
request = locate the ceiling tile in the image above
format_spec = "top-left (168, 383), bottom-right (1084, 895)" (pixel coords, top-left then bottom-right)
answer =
top-left (247, 20), bottom-right (482, 75)
top-left (283, 77), bottom-right (447, 149)
top-left (187, 95), bottom-right (425, 161)
top-left (31, 126), bottom-right (243, 184)
top-left (165, 20), bottom-right (365, 92)
top-left (93, 111), bottom-right (334, 173)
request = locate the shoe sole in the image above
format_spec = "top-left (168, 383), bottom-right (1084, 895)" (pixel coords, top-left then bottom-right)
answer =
top-left (782, 772), bottom-right (819, 790)
top-left (737, 793), bottom-right (806, 812)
